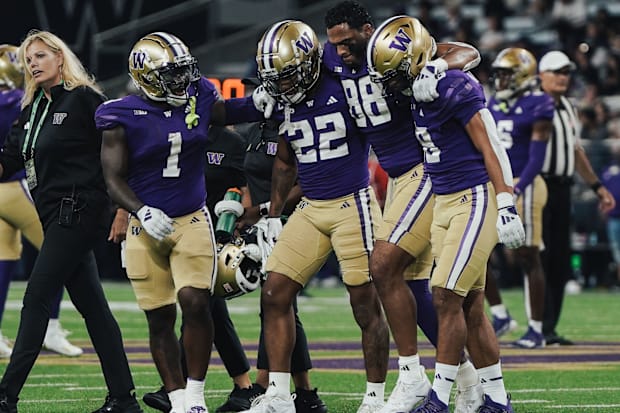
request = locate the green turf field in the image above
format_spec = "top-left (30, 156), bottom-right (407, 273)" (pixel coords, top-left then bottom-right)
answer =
top-left (1, 281), bottom-right (619, 412)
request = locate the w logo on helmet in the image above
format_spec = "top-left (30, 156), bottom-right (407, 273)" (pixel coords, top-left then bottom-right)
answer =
top-left (295, 31), bottom-right (314, 55)
top-left (389, 28), bottom-right (412, 52)
top-left (6, 51), bottom-right (17, 64)
top-left (131, 51), bottom-right (147, 69)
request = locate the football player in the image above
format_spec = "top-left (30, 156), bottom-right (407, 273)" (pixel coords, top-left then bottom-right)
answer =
top-left (488, 47), bottom-right (554, 349)
top-left (240, 20), bottom-right (390, 413)
top-left (96, 32), bottom-right (266, 413)
top-left (323, 3), bottom-right (483, 411)
top-left (0, 44), bottom-right (82, 358)
top-left (367, 16), bottom-right (524, 413)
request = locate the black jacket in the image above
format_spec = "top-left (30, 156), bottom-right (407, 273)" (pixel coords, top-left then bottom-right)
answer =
top-left (0, 84), bottom-right (108, 227)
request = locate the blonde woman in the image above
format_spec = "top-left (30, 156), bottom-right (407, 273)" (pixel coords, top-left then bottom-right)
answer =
top-left (0, 30), bottom-right (142, 413)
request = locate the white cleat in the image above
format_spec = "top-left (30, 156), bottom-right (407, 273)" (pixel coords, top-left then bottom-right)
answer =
top-left (379, 366), bottom-right (432, 413)
top-left (454, 382), bottom-right (484, 413)
top-left (239, 393), bottom-right (295, 413)
top-left (0, 332), bottom-right (12, 358)
top-left (357, 398), bottom-right (385, 413)
top-left (43, 323), bottom-right (83, 357)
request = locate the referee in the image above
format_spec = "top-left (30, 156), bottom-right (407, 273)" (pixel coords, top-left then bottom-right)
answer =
top-left (538, 51), bottom-right (615, 345)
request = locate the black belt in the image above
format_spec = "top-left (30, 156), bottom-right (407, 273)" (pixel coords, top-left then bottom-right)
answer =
top-left (541, 174), bottom-right (573, 185)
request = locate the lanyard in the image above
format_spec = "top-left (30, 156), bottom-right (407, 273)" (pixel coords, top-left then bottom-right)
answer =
top-left (22, 89), bottom-right (52, 160)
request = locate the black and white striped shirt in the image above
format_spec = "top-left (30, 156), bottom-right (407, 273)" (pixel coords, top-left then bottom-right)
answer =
top-left (541, 95), bottom-right (580, 179)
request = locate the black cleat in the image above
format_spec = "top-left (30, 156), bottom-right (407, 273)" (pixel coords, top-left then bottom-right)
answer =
top-left (294, 388), bottom-right (327, 413)
top-left (216, 383), bottom-right (266, 412)
top-left (92, 393), bottom-right (143, 413)
top-left (142, 386), bottom-right (171, 412)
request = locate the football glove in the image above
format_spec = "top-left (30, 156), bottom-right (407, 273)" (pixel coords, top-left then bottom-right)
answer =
top-left (413, 58), bottom-right (448, 102)
top-left (214, 199), bottom-right (244, 218)
top-left (136, 205), bottom-right (174, 241)
top-left (496, 192), bottom-right (525, 249)
top-left (252, 85), bottom-right (276, 118)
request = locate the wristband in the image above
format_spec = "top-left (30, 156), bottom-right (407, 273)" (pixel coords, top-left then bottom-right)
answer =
top-left (591, 181), bottom-right (602, 194)
top-left (496, 192), bottom-right (514, 209)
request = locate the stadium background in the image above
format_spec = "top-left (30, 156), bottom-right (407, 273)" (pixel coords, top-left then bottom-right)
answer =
top-left (4, 0), bottom-right (620, 289)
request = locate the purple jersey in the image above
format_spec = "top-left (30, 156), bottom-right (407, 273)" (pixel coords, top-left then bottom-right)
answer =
top-left (412, 70), bottom-right (488, 195)
top-left (602, 163), bottom-right (620, 218)
top-left (95, 77), bottom-right (219, 217)
top-left (489, 91), bottom-right (554, 177)
top-left (0, 88), bottom-right (25, 181)
top-left (273, 72), bottom-right (369, 199)
top-left (323, 43), bottom-right (422, 178)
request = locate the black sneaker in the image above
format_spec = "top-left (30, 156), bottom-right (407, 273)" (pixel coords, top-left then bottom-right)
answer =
top-left (545, 333), bottom-right (574, 346)
top-left (0, 393), bottom-right (17, 413)
top-left (216, 383), bottom-right (266, 412)
top-left (142, 386), bottom-right (171, 412)
top-left (294, 388), bottom-right (327, 413)
top-left (92, 393), bottom-right (144, 413)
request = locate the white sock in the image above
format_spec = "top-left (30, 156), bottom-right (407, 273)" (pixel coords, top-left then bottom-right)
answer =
top-left (456, 359), bottom-right (478, 389)
top-left (398, 354), bottom-right (422, 384)
top-left (364, 381), bottom-right (385, 402)
top-left (490, 304), bottom-right (508, 319)
top-left (477, 362), bottom-right (508, 405)
top-left (529, 320), bottom-right (543, 334)
top-left (432, 362), bottom-right (458, 406)
top-left (185, 378), bottom-right (205, 407)
top-left (266, 372), bottom-right (291, 399)
top-left (48, 318), bottom-right (60, 331)
top-left (168, 388), bottom-right (185, 413)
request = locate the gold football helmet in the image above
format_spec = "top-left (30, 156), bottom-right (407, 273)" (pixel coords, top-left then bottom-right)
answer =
top-left (491, 47), bottom-right (537, 100)
top-left (128, 32), bottom-right (200, 106)
top-left (256, 20), bottom-right (322, 105)
top-left (366, 15), bottom-right (435, 97)
top-left (213, 240), bottom-right (263, 300)
top-left (0, 44), bottom-right (23, 90)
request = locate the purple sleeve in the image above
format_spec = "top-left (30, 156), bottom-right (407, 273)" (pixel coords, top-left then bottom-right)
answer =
top-left (515, 139), bottom-right (548, 194)
top-left (224, 96), bottom-right (265, 125)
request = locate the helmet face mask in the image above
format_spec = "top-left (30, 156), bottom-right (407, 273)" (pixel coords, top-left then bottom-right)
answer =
top-left (0, 44), bottom-right (23, 90)
top-left (256, 20), bottom-right (322, 105)
top-left (128, 32), bottom-right (200, 106)
top-left (367, 16), bottom-right (435, 98)
top-left (491, 47), bottom-right (537, 101)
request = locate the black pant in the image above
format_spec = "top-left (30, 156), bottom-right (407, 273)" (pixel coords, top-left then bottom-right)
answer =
top-left (257, 296), bottom-right (312, 373)
top-left (0, 200), bottom-right (135, 400)
top-left (541, 177), bottom-right (573, 336)
top-left (180, 295), bottom-right (250, 379)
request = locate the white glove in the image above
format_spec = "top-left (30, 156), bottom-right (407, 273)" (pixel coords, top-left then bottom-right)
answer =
top-left (265, 216), bottom-right (283, 244)
top-left (136, 205), bottom-right (174, 241)
top-left (413, 58), bottom-right (448, 102)
top-left (241, 242), bottom-right (262, 263)
top-left (251, 219), bottom-right (274, 273)
top-left (252, 85), bottom-right (275, 118)
top-left (496, 192), bottom-right (525, 249)
top-left (214, 199), bottom-right (244, 218)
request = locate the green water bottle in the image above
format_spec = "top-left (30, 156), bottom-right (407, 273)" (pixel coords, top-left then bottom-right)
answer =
top-left (215, 187), bottom-right (243, 241)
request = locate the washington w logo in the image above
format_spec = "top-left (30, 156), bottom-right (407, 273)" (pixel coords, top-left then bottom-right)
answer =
top-left (295, 31), bottom-right (314, 54)
top-left (6, 51), bottom-right (18, 64)
top-left (389, 28), bottom-right (412, 52)
top-left (131, 51), bottom-right (147, 70)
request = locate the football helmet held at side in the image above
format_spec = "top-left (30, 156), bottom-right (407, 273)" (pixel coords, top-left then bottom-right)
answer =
top-left (128, 32), bottom-right (200, 107)
top-left (366, 15), bottom-right (436, 97)
top-left (213, 238), bottom-right (264, 300)
top-left (0, 44), bottom-right (23, 90)
top-left (256, 20), bottom-right (322, 105)
top-left (491, 47), bottom-right (538, 101)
